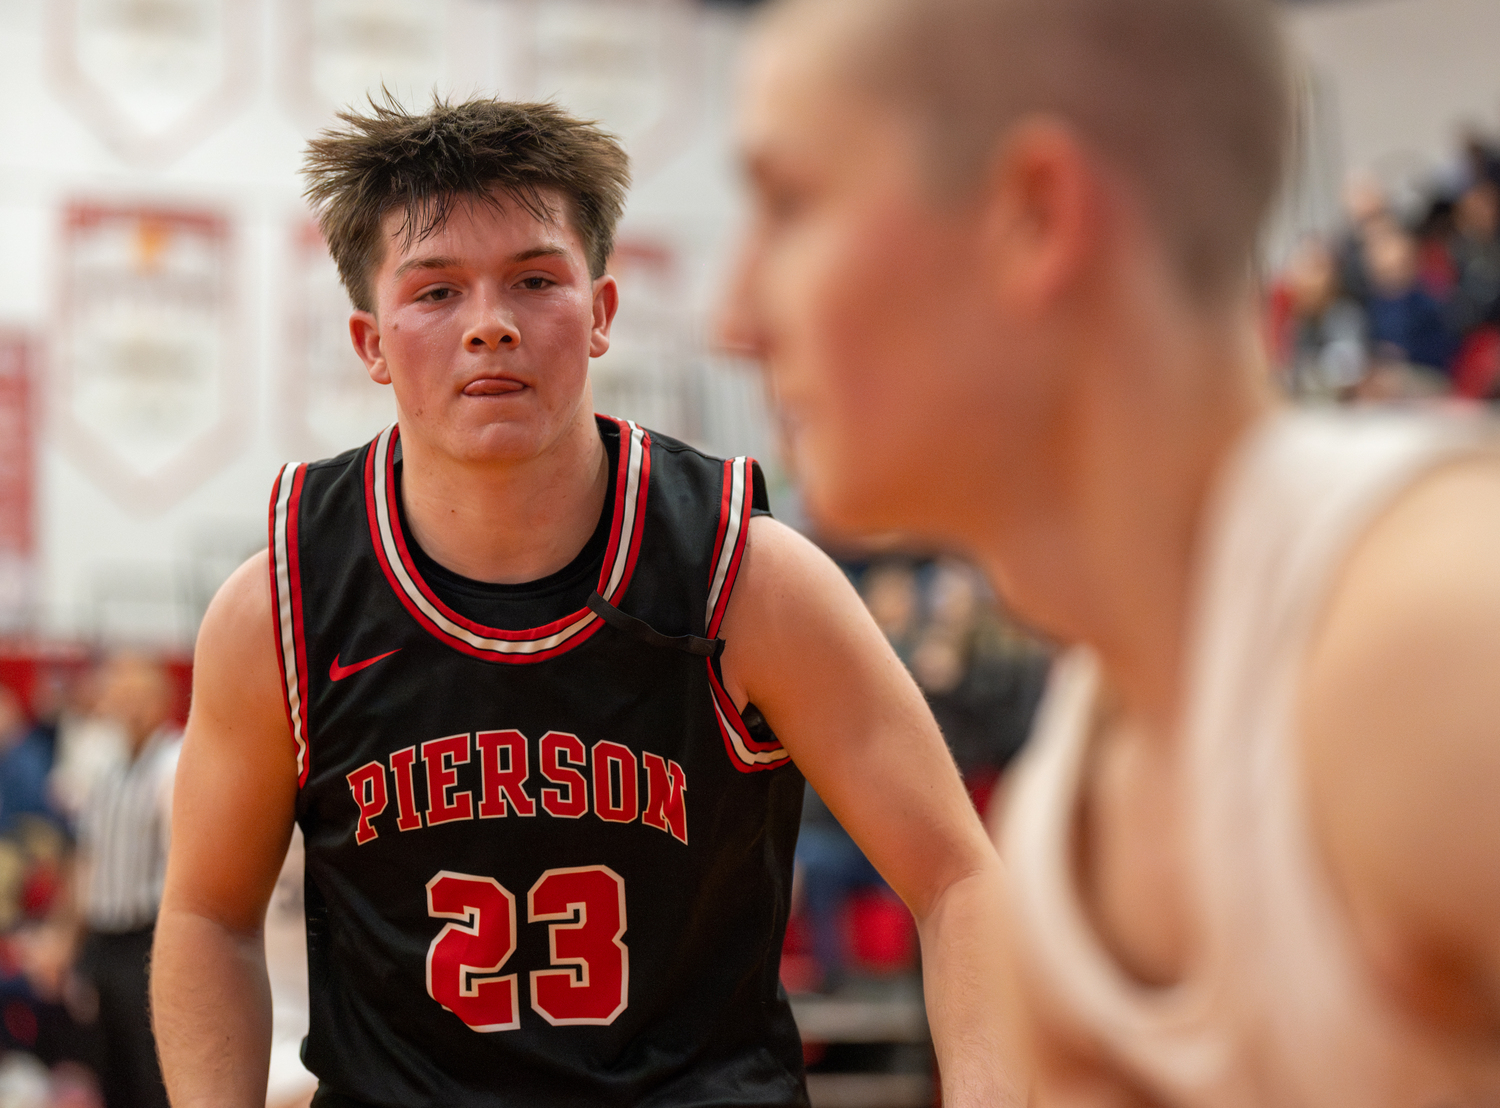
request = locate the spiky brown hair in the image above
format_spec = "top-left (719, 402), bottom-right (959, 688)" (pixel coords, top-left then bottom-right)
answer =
top-left (302, 94), bottom-right (632, 312)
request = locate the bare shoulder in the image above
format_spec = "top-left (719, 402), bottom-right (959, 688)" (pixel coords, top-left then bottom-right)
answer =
top-left (1301, 452), bottom-right (1500, 1031)
top-left (201, 548), bottom-right (274, 640)
top-left (196, 548), bottom-right (282, 689)
top-left (725, 514), bottom-right (855, 616)
top-left (718, 516), bottom-right (873, 700)
top-left (189, 548), bottom-right (293, 764)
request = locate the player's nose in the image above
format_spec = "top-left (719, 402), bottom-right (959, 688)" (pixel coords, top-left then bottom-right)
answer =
top-left (713, 240), bottom-right (768, 364)
top-left (464, 292), bottom-right (520, 351)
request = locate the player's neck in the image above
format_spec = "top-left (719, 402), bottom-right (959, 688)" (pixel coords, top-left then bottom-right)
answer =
top-left (396, 411), bottom-right (610, 586)
top-left (986, 300), bottom-right (1275, 735)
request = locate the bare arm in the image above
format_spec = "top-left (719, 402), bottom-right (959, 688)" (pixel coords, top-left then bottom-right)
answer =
top-left (152, 550), bottom-right (300, 1108)
top-left (1302, 456), bottom-right (1500, 1056)
top-left (720, 517), bottom-right (1027, 1106)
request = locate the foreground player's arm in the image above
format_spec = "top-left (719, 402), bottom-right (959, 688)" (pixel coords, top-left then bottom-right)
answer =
top-left (1302, 456), bottom-right (1500, 1057)
top-left (152, 551), bottom-right (300, 1108)
top-left (720, 517), bottom-right (1027, 1106)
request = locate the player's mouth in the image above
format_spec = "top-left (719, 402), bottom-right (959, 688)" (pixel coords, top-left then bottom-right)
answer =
top-left (462, 375), bottom-right (527, 397)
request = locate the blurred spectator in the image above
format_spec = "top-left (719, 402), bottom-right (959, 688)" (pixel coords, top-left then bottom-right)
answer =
top-left (47, 668), bottom-right (125, 827)
top-left (1447, 180), bottom-right (1500, 337)
top-left (0, 688), bottom-right (59, 836)
top-left (859, 561), bottom-right (921, 662)
top-left (789, 555), bottom-right (1050, 993)
top-left (911, 560), bottom-right (1048, 819)
top-left (1269, 236), bottom-right (1367, 397)
top-left (1460, 127), bottom-right (1500, 192)
top-left (70, 654), bottom-right (181, 1108)
top-left (1272, 130), bottom-right (1500, 406)
top-left (1333, 171), bottom-right (1388, 307)
top-left (793, 787), bottom-right (890, 993)
top-left (1362, 216), bottom-right (1457, 376)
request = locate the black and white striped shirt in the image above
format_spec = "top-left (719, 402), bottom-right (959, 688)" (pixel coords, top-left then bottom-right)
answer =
top-left (78, 727), bottom-right (182, 933)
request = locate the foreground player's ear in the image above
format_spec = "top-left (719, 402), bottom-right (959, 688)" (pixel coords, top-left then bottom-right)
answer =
top-left (349, 311), bottom-right (391, 385)
top-left (589, 275), bottom-right (620, 358)
top-left (978, 116), bottom-right (1101, 316)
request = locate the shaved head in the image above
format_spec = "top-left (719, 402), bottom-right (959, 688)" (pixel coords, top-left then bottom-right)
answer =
top-left (764, 0), bottom-right (1291, 300)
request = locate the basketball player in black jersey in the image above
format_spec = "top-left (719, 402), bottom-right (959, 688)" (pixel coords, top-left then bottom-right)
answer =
top-left (149, 99), bottom-right (1015, 1108)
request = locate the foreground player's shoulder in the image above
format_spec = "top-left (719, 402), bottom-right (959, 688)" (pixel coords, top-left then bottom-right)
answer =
top-left (1301, 451), bottom-right (1500, 1030)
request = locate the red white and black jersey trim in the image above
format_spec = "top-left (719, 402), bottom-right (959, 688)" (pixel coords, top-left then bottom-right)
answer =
top-left (706, 457), bottom-right (791, 773)
top-left (268, 462), bottom-right (311, 787)
top-left (365, 418), bottom-right (652, 664)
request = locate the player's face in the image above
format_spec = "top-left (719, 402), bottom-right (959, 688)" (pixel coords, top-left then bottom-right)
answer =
top-left (722, 27), bottom-right (1012, 538)
top-left (352, 190), bottom-right (616, 466)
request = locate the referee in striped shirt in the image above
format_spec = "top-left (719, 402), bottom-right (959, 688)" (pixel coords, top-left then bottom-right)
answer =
top-left (75, 654), bottom-right (182, 1108)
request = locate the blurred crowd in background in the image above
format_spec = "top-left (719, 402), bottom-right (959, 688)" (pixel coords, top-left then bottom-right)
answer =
top-left (0, 652), bottom-right (186, 1108)
top-left (784, 555), bottom-right (1049, 998)
top-left (1269, 127), bottom-right (1500, 401)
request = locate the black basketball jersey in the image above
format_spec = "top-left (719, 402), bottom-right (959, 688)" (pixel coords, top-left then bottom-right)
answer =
top-left (267, 416), bottom-right (809, 1108)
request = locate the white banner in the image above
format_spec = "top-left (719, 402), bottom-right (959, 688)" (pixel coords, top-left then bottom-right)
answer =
top-left (56, 204), bottom-right (246, 514)
top-left (281, 221), bottom-right (397, 460)
top-left (48, 0), bottom-right (254, 166)
top-left (282, 0), bottom-right (451, 127)
top-left (511, 0), bottom-right (701, 179)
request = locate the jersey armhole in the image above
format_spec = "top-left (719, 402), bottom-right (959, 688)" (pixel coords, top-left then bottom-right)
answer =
top-left (268, 463), bottom-right (312, 788)
top-left (704, 457), bottom-right (792, 774)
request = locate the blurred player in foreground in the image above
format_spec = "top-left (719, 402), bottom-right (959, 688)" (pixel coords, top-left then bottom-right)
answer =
top-left (149, 98), bottom-right (1013, 1107)
top-left (726, 0), bottom-right (1500, 1103)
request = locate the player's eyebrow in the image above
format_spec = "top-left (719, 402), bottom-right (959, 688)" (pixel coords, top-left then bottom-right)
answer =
top-left (512, 245), bottom-right (568, 263)
top-left (393, 254), bottom-right (460, 279)
top-left (393, 246), bottom-right (567, 280)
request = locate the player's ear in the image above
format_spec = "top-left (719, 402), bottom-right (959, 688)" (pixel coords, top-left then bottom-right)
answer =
top-left (977, 116), bottom-right (1101, 316)
top-left (588, 274), bottom-right (620, 359)
top-left (349, 311), bottom-right (391, 385)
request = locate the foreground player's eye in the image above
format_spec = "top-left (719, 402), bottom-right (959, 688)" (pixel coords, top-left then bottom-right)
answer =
top-left (423, 288), bottom-right (454, 302)
top-left (518, 276), bottom-right (552, 290)
top-left (761, 182), bottom-right (808, 225)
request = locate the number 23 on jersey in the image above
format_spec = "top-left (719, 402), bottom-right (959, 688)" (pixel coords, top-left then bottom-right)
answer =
top-left (425, 865), bottom-right (628, 1031)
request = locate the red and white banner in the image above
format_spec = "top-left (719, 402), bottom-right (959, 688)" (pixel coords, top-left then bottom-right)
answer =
top-left (55, 203), bottom-right (247, 515)
top-left (281, 221), bottom-right (397, 461)
top-left (0, 335), bottom-right (36, 631)
top-left (47, 0), bottom-right (254, 167)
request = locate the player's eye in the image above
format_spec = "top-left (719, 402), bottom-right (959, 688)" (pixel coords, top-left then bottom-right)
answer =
top-left (422, 287), bottom-right (454, 302)
top-left (518, 276), bottom-right (552, 291)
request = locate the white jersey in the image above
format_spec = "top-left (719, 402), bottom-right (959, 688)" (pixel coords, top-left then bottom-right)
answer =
top-left (1003, 408), bottom-right (1494, 1107)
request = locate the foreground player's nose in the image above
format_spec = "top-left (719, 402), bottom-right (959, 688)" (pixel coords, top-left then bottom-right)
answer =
top-left (713, 250), bottom-right (767, 362)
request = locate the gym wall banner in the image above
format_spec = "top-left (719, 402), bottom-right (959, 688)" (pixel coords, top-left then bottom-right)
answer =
top-left (281, 220), bottom-right (396, 460)
top-left (0, 335), bottom-right (36, 632)
top-left (48, 0), bottom-right (255, 168)
top-left (512, 0), bottom-right (702, 182)
top-left (54, 203), bottom-right (247, 516)
top-left (280, 0), bottom-right (451, 130)
top-left (591, 238), bottom-right (696, 441)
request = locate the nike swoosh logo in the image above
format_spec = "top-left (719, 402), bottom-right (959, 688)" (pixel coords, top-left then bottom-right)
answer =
top-left (329, 649), bottom-right (401, 682)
